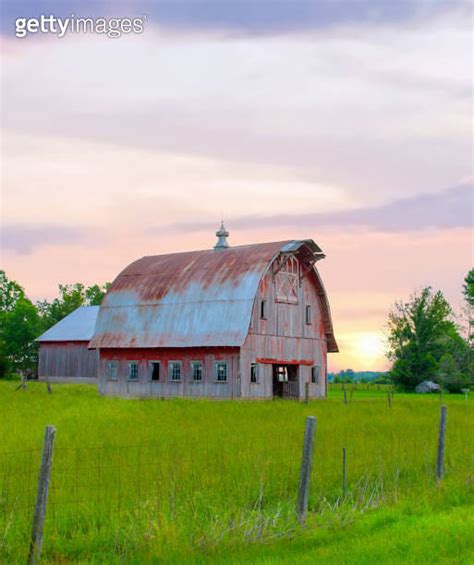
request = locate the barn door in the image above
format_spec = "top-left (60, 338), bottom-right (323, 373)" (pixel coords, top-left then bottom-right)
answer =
top-left (273, 365), bottom-right (299, 398)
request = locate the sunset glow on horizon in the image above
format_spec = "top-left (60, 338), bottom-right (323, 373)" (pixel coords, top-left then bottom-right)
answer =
top-left (1, 1), bottom-right (472, 373)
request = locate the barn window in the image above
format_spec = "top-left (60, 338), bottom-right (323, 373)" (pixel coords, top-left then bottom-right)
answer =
top-left (275, 254), bottom-right (299, 304)
top-left (107, 361), bottom-right (118, 380)
top-left (260, 299), bottom-right (266, 319)
top-left (305, 305), bottom-right (312, 324)
top-left (276, 366), bottom-right (288, 382)
top-left (128, 361), bottom-right (139, 381)
top-left (169, 361), bottom-right (181, 381)
top-left (215, 362), bottom-right (228, 382)
top-left (250, 363), bottom-right (259, 384)
top-left (149, 361), bottom-right (160, 381)
top-left (311, 365), bottom-right (320, 384)
top-left (191, 361), bottom-right (203, 381)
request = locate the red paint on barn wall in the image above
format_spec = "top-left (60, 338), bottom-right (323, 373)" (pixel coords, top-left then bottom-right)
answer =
top-left (99, 348), bottom-right (240, 385)
top-left (92, 239), bottom-right (337, 399)
top-left (100, 347), bottom-right (239, 361)
top-left (256, 358), bottom-right (314, 366)
top-left (239, 250), bottom-right (331, 398)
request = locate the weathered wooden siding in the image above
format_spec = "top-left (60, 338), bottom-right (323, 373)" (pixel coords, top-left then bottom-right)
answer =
top-left (99, 347), bottom-right (240, 398)
top-left (241, 263), bottom-right (328, 399)
top-left (38, 342), bottom-right (98, 381)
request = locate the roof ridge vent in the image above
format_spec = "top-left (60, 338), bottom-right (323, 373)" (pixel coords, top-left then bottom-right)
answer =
top-left (214, 221), bottom-right (230, 251)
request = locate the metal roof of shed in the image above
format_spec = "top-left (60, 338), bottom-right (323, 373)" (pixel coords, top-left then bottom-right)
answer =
top-left (37, 306), bottom-right (99, 342)
top-left (89, 240), bottom-right (337, 350)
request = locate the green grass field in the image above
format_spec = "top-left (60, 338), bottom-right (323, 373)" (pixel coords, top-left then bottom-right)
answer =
top-left (1, 381), bottom-right (473, 563)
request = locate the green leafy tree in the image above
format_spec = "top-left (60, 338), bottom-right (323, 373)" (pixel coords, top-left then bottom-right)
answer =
top-left (0, 270), bottom-right (25, 312)
top-left (373, 374), bottom-right (391, 384)
top-left (343, 369), bottom-right (355, 381)
top-left (463, 268), bottom-right (474, 347)
top-left (463, 269), bottom-right (474, 307)
top-left (436, 353), bottom-right (469, 393)
top-left (387, 287), bottom-right (455, 390)
top-left (38, 282), bottom-right (110, 330)
top-left (0, 271), bottom-right (41, 376)
top-left (85, 283), bottom-right (111, 305)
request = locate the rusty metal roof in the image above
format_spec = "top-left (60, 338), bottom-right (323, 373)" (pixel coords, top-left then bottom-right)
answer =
top-left (37, 306), bottom-right (99, 342)
top-left (89, 240), bottom-right (337, 350)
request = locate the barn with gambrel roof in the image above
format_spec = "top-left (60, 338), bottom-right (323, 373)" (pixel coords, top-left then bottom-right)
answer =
top-left (89, 225), bottom-right (338, 399)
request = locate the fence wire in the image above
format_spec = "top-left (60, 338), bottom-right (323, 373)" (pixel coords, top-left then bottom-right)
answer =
top-left (0, 413), bottom-right (469, 563)
top-left (0, 434), bottom-right (447, 523)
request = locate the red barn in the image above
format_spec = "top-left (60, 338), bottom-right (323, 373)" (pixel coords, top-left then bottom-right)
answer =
top-left (89, 226), bottom-right (338, 399)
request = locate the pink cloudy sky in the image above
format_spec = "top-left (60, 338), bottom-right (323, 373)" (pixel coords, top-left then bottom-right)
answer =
top-left (1, 1), bottom-right (472, 372)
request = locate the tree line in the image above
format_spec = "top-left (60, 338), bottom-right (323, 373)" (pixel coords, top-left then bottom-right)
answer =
top-left (328, 370), bottom-right (390, 384)
top-left (0, 270), bottom-right (109, 377)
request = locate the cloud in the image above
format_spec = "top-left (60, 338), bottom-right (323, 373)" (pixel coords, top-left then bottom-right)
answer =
top-left (1, 0), bottom-right (467, 37)
top-left (2, 10), bottom-right (471, 204)
top-left (156, 184), bottom-right (473, 234)
top-left (1, 224), bottom-right (104, 254)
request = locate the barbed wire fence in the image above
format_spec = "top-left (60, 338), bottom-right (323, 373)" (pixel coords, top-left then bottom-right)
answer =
top-left (0, 406), bottom-right (450, 562)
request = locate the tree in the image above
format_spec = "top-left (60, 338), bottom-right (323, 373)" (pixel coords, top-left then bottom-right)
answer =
top-left (85, 283), bottom-right (110, 305)
top-left (436, 353), bottom-right (469, 393)
top-left (0, 271), bottom-right (41, 375)
top-left (463, 269), bottom-right (474, 347)
top-left (463, 269), bottom-right (474, 307)
top-left (0, 270), bottom-right (25, 312)
top-left (373, 374), bottom-right (391, 384)
top-left (386, 287), bottom-right (460, 390)
top-left (38, 282), bottom-right (110, 330)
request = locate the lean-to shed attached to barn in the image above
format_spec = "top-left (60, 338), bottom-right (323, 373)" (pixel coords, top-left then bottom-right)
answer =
top-left (37, 306), bottom-right (99, 383)
top-left (90, 225), bottom-right (338, 399)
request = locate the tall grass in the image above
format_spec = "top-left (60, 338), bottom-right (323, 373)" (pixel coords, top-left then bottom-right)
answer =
top-left (0, 382), bottom-right (472, 562)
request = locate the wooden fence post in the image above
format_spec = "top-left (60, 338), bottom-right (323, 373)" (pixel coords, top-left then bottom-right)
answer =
top-left (28, 425), bottom-right (56, 565)
top-left (436, 405), bottom-right (447, 481)
top-left (387, 391), bottom-right (392, 408)
top-left (342, 447), bottom-right (347, 497)
top-left (304, 382), bottom-right (309, 404)
top-left (15, 373), bottom-right (28, 391)
top-left (343, 385), bottom-right (348, 405)
top-left (297, 416), bottom-right (316, 524)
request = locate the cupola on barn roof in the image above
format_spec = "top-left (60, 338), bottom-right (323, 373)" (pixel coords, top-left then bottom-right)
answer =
top-left (214, 221), bottom-right (229, 251)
